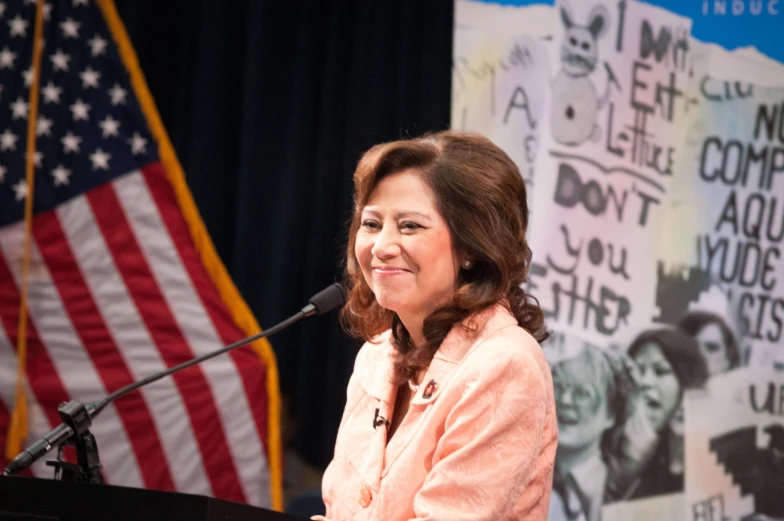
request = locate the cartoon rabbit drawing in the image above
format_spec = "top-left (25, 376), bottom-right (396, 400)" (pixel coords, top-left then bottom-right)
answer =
top-left (550, 4), bottom-right (612, 147)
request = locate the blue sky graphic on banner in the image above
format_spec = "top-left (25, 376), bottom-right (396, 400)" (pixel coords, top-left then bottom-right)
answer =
top-left (475, 0), bottom-right (784, 64)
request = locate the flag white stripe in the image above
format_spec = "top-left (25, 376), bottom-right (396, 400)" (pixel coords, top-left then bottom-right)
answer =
top-left (114, 172), bottom-right (269, 507)
top-left (56, 193), bottom-right (212, 495)
top-left (0, 323), bottom-right (19, 421)
top-left (0, 222), bottom-right (143, 487)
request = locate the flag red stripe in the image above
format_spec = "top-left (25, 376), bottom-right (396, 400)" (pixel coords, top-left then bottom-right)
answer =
top-left (85, 182), bottom-right (246, 503)
top-left (33, 210), bottom-right (175, 490)
top-left (142, 163), bottom-right (269, 458)
top-left (0, 253), bottom-right (68, 431)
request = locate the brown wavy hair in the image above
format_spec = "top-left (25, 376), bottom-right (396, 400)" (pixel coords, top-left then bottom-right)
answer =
top-left (627, 328), bottom-right (709, 391)
top-left (341, 131), bottom-right (548, 383)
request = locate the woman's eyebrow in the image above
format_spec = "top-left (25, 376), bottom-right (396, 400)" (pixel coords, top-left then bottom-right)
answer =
top-left (361, 208), bottom-right (433, 222)
top-left (397, 211), bottom-right (433, 221)
top-left (360, 207), bottom-right (381, 217)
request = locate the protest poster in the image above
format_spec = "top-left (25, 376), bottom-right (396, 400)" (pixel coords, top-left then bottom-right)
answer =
top-left (453, 2), bottom-right (784, 520)
top-left (656, 68), bottom-right (784, 370)
top-left (452, 27), bottom-right (550, 209)
top-left (526, 0), bottom-right (693, 347)
top-left (685, 369), bottom-right (784, 521)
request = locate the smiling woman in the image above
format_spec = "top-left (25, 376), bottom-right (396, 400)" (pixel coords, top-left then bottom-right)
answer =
top-left (316, 131), bottom-right (557, 521)
top-left (354, 171), bottom-right (459, 349)
top-left (343, 132), bottom-right (548, 382)
top-left (548, 343), bottom-right (635, 521)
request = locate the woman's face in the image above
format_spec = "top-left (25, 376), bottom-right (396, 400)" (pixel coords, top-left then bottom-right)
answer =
top-left (633, 342), bottom-right (681, 432)
top-left (354, 169), bottom-right (460, 327)
top-left (552, 356), bottom-right (614, 452)
top-left (695, 323), bottom-right (730, 376)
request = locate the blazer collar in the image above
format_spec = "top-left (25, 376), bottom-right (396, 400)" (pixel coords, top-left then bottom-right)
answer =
top-left (357, 304), bottom-right (518, 404)
top-left (356, 332), bottom-right (398, 405)
top-left (431, 303), bottom-right (517, 362)
top-left (410, 304), bottom-right (517, 405)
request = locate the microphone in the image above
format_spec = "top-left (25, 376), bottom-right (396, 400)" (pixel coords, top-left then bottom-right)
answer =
top-left (301, 282), bottom-right (347, 317)
top-left (3, 399), bottom-right (100, 478)
top-left (3, 423), bottom-right (74, 477)
top-left (3, 283), bottom-right (347, 477)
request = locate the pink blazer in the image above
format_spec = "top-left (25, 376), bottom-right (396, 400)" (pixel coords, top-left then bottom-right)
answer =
top-left (320, 305), bottom-right (558, 521)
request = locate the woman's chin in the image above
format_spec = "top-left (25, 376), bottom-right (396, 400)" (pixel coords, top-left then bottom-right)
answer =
top-left (374, 293), bottom-right (405, 314)
top-left (376, 298), bottom-right (422, 321)
top-left (645, 411), bottom-right (662, 431)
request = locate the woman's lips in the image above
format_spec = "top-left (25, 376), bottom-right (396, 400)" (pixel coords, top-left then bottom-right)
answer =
top-left (372, 267), bottom-right (410, 276)
top-left (644, 393), bottom-right (662, 409)
top-left (556, 409), bottom-right (579, 425)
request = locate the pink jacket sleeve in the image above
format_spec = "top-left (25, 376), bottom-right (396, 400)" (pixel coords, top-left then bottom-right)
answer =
top-left (409, 339), bottom-right (552, 521)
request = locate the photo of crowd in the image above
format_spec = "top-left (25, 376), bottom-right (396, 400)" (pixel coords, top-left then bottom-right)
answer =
top-left (547, 305), bottom-right (742, 521)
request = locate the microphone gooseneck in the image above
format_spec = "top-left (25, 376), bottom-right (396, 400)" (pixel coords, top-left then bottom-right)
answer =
top-left (3, 283), bottom-right (347, 477)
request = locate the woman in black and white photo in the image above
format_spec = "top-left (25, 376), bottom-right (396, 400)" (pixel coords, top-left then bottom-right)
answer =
top-left (606, 328), bottom-right (709, 500)
top-left (678, 310), bottom-right (741, 377)
top-left (547, 342), bottom-right (635, 521)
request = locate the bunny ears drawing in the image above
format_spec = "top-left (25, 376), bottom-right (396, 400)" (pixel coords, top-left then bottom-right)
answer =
top-left (560, 3), bottom-right (610, 78)
top-left (550, 3), bottom-right (616, 147)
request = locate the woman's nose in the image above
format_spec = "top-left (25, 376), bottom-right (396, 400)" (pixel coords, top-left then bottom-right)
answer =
top-left (371, 224), bottom-right (400, 259)
top-left (558, 389), bottom-right (574, 406)
top-left (637, 367), bottom-right (655, 387)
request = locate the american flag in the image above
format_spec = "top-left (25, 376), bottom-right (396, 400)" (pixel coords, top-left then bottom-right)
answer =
top-left (0, 0), bottom-right (280, 509)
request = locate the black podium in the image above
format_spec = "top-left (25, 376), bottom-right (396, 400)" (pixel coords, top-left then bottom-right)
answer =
top-left (0, 476), bottom-right (306, 521)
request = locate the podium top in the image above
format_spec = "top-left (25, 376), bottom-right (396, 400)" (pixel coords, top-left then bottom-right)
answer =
top-left (0, 476), bottom-right (306, 521)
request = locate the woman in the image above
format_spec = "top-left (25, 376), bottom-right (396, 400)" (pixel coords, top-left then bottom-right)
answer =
top-left (317, 131), bottom-right (557, 521)
top-left (548, 342), bottom-right (635, 521)
top-left (677, 311), bottom-right (740, 376)
top-left (608, 328), bottom-right (708, 500)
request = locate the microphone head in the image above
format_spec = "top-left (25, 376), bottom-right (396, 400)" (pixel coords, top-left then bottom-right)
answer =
top-left (4, 451), bottom-right (31, 476)
top-left (307, 283), bottom-right (347, 315)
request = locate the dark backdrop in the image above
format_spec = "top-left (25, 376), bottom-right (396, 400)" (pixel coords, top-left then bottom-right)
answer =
top-left (114, 0), bottom-right (454, 468)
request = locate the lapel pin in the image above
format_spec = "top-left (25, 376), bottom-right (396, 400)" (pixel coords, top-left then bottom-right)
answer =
top-left (422, 379), bottom-right (437, 399)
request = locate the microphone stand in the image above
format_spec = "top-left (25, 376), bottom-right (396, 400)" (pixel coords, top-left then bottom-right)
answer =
top-left (3, 283), bottom-right (346, 481)
top-left (46, 401), bottom-right (104, 483)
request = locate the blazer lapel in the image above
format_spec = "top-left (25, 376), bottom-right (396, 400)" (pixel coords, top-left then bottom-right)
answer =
top-left (381, 352), bottom-right (459, 477)
top-left (351, 340), bottom-right (398, 491)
